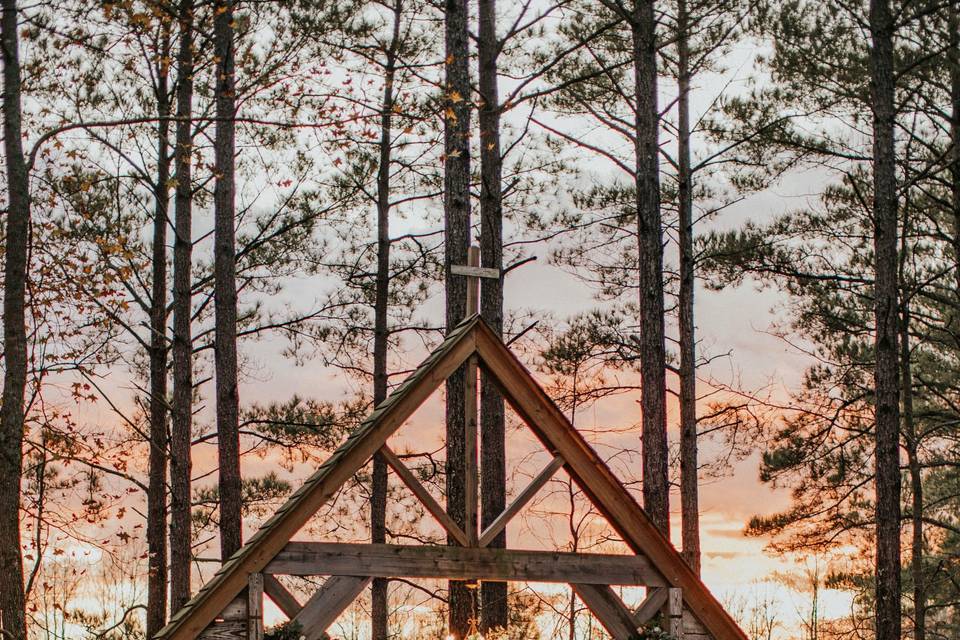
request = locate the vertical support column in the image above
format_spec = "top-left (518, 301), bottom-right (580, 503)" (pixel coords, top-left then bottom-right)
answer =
top-left (667, 587), bottom-right (684, 639)
top-left (464, 245), bottom-right (480, 547)
top-left (248, 573), bottom-right (264, 640)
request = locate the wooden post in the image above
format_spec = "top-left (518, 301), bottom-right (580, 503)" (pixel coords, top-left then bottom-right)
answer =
top-left (668, 587), bottom-right (684, 639)
top-left (465, 245), bottom-right (480, 318)
top-left (248, 573), bottom-right (264, 640)
top-left (464, 246), bottom-right (480, 546)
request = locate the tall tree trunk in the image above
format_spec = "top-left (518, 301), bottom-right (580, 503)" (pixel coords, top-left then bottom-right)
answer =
top-left (676, 0), bottom-right (699, 575)
top-left (950, 4), bottom-right (960, 300)
top-left (169, 0), bottom-right (195, 613)
top-left (213, 0), bottom-right (242, 561)
top-left (370, 3), bottom-right (402, 637)
top-left (868, 2), bottom-right (901, 639)
top-left (147, 24), bottom-right (172, 637)
top-left (632, 0), bottom-right (669, 536)
top-left (477, 0), bottom-right (507, 632)
top-left (0, 2), bottom-right (29, 638)
top-left (901, 302), bottom-right (923, 640)
top-left (444, 0), bottom-right (472, 633)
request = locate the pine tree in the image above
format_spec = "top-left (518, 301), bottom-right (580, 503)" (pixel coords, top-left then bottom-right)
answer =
top-left (444, 0), bottom-right (473, 632)
top-left (0, 1), bottom-right (30, 637)
top-left (477, 0), bottom-right (507, 630)
top-left (146, 13), bottom-right (172, 635)
top-left (213, 0), bottom-right (242, 561)
top-left (169, 0), bottom-right (196, 612)
top-left (869, 2), bottom-right (902, 636)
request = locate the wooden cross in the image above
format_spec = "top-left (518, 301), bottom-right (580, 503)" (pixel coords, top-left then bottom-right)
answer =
top-left (451, 245), bottom-right (500, 318)
top-left (450, 245), bottom-right (500, 545)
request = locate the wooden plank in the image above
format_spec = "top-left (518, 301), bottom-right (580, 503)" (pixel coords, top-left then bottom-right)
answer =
top-left (380, 446), bottom-right (469, 546)
top-left (199, 621), bottom-right (246, 640)
top-left (668, 587), bottom-right (684, 639)
top-left (155, 317), bottom-right (480, 640)
top-left (572, 584), bottom-right (639, 640)
top-left (684, 606), bottom-right (711, 636)
top-left (473, 322), bottom-right (748, 640)
top-left (266, 542), bottom-right (664, 586)
top-left (450, 265), bottom-right (500, 279)
top-left (463, 247), bottom-right (480, 546)
top-left (262, 574), bottom-right (302, 619)
top-left (292, 576), bottom-right (371, 640)
top-left (220, 596), bottom-right (246, 622)
top-left (478, 454), bottom-right (564, 548)
top-left (247, 574), bottom-right (264, 640)
top-left (634, 587), bottom-right (668, 625)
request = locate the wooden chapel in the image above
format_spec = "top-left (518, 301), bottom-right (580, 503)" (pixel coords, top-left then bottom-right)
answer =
top-left (156, 252), bottom-right (747, 640)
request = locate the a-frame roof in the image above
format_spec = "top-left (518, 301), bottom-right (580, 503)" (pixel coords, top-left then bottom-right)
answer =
top-left (156, 315), bottom-right (747, 640)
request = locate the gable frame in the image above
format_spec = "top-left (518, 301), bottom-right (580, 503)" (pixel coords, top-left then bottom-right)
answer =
top-left (157, 315), bottom-right (746, 640)
top-left (156, 316), bottom-right (480, 640)
top-left (473, 320), bottom-right (746, 640)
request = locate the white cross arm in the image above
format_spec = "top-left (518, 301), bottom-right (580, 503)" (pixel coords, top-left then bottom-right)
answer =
top-left (451, 265), bottom-right (500, 279)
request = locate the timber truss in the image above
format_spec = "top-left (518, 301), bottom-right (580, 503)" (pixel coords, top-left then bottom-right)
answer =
top-left (156, 315), bottom-right (747, 640)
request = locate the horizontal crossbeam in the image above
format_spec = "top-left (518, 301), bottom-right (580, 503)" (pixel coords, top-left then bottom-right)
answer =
top-left (451, 264), bottom-right (501, 279)
top-left (266, 542), bottom-right (665, 586)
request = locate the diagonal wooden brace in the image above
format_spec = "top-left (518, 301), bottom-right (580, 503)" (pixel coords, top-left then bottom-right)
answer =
top-left (572, 583), bottom-right (641, 640)
top-left (292, 576), bottom-right (372, 640)
top-left (380, 445), bottom-right (470, 546)
top-left (479, 454), bottom-right (565, 547)
top-left (634, 587), bottom-right (668, 625)
top-left (263, 574), bottom-right (302, 620)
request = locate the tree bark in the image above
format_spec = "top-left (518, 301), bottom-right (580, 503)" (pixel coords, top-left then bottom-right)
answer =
top-left (214, 0), bottom-right (242, 561)
top-left (147, 22), bottom-right (172, 638)
top-left (370, 2), bottom-right (402, 637)
top-left (950, 4), bottom-right (960, 300)
top-left (0, 2), bottom-right (29, 638)
top-left (901, 302), bottom-right (923, 640)
top-left (444, 0), bottom-right (472, 633)
top-left (632, 0), bottom-right (669, 536)
top-left (170, 0), bottom-right (195, 613)
top-left (676, 0), bottom-right (699, 575)
top-left (477, 0), bottom-right (507, 631)
top-left (868, 2), bottom-right (902, 639)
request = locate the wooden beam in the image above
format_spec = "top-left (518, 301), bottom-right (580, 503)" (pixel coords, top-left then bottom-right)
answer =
top-left (219, 596), bottom-right (246, 622)
top-left (572, 584), bottom-right (640, 640)
top-left (473, 322), bottom-right (747, 640)
top-left (463, 245), bottom-right (481, 546)
top-left (199, 621), bottom-right (246, 640)
top-left (451, 264), bottom-right (500, 279)
top-left (156, 319), bottom-right (479, 640)
top-left (263, 574), bottom-right (302, 620)
top-left (478, 454), bottom-right (564, 548)
top-left (633, 587), bottom-right (668, 625)
top-left (247, 574), bottom-right (264, 640)
top-left (380, 446), bottom-right (469, 546)
top-left (267, 542), bottom-right (664, 586)
top-left (292, 576), bottom-right (371, 640)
